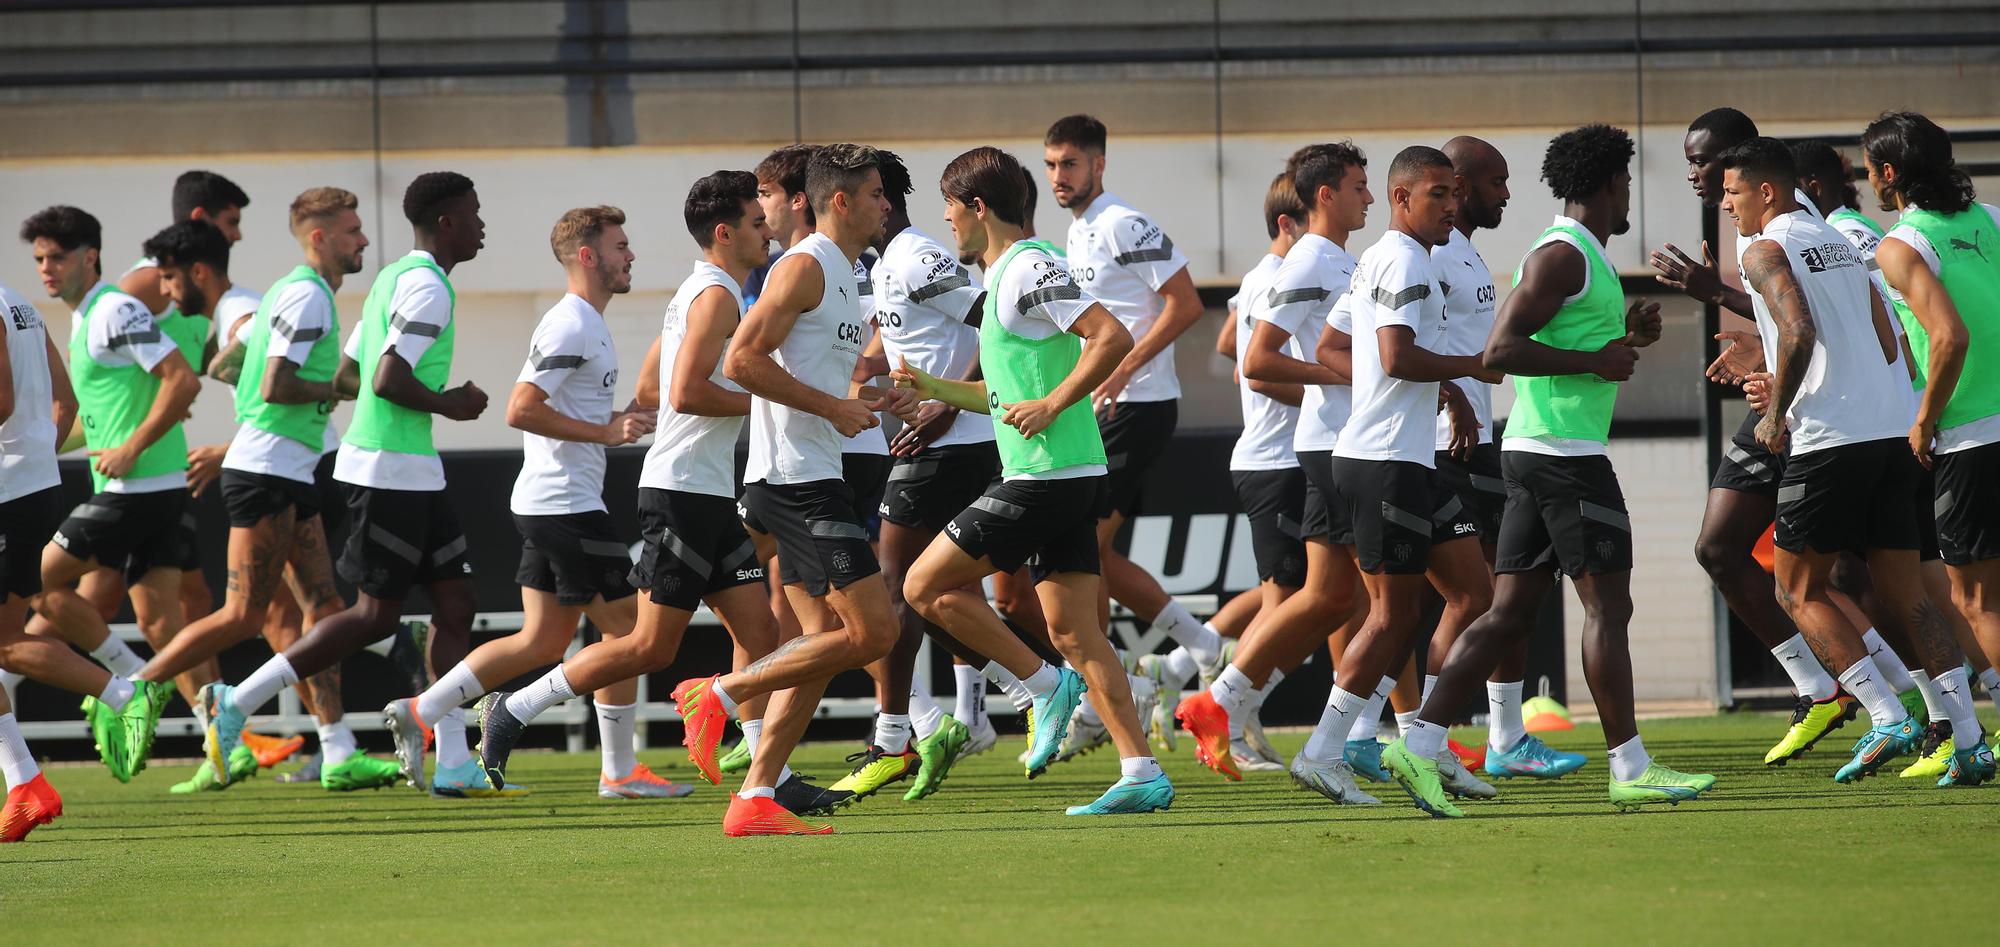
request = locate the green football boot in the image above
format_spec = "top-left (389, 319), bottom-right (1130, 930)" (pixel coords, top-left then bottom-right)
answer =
top-left (1383, 739), bottom-right (1463, 818)
top-left (170, 746), bottom-right (259, 794)
top-left (1764, 693), bottom-right (1859, 766)
top-left (828, 745), bottom-right (919, 803)
top-left (1609, 761), bottom-right (1717, 810)
top-left (1897, 687), bottom-right (1927, 723)
top-left (321, 753), bottom-right (406, 792)
top-left (1898, 722), bottom-right (1953, 780)
top-left (717, 737), bottom-right (752, 775)
top-left (81, 696), bottom-right (132, 782)
top-left (905, 716), bottom-right (970, 801)
top-left (120, 679), bottom-right (173, 775)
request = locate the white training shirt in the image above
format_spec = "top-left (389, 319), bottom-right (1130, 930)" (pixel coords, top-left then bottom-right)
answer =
top-left (1738, 209), bottom-right (1910, 456)
top-left (845, 257), bottom-right (890, 457)
top-left (1335, 231), bottom-right (1448, 467)
top-left (0, 281), bottom-right (58, 504)
top-left (1884, 203), bottom-right (2000, 453)
top-left (641, 262), bottom-right (747, 499)
top-left (334, 251), bottom-right (452, 491)
top-left (510, 293), bottom-right (620, 515)
top-left (745, 233), bottom-right (868, 485)
top-left (1065, 191), bottom-right (1191, 403)
top-left (75, 282), bottom-right (186, 493)
top-left (223, 278), bottom-right (335, 483)
top-left (1502, 216), bottom-right (1614, 459)
top-left (1430, 228), bottom-right (1498, 449)
top-left (1228, 252), bottom-right (1298, 471)
top-left (875, 226), bottom-right (994, 449)
top-left (1255, 233), bottom-right (1358, 455)
top-left (987, 240), bottom-right (1106, 481)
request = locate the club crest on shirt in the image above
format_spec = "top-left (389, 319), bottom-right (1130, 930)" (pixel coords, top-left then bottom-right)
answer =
top-left (8, 303), bottom-right (39, 331)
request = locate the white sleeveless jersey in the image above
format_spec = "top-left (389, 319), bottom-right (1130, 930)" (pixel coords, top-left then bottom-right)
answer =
top-left (845, 257), bottom-right (890, 456)
top-left (643, 262), bottom-right (746, 498)
top-left (0, 281), bottom-right (58, 503)
top-left (1228, 253), bottom-right (1299, 470)
top-left (1738, 209), bottom-right (1910, 456)
top-left (746, 233), bottom-right (868, 485)
top-left (1430, 229), bottom-right (1497, 449)
top-left (875, 226), bottom-right (993, 449)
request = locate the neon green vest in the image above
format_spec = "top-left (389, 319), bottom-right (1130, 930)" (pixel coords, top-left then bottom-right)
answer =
top-left (344, 254), bottom-right (456, 456)
top-left (158, 311), bottom-right (210, 370)
top-left (236, 265), bottom-right (341, 448)
top-left (980, 240), bottom-right (1107, 477)
top-left (1829, 207), bottom-right (1886, 240)
top-left (1899, 206), bottom-right (2000, 429)
top-left (1504, 223), bottom-right (1624, 443)
top-left (69, 284), bottom-right (189, 491)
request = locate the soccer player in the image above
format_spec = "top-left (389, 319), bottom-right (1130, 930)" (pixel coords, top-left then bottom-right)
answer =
top-left (197, 172), bottom-right (490, 791)
top-left (1864, 110), bottom-right (2000, 784)
top-left (671, 144), bottom-right (914, 837)
top-left (386, 205), bottom-right (669, 798)
top-left (1045, 115), bottom-right (1227, 722)
top-left (896, 144), bottom-right (1173, 816)
top-left (477, 174), bottom-right (796, 805)
top-left (1393, 125), bottom-right (1710, 817)
top-left (22, 205), bottom-right (197, 778)
top-left (0, 276), bottom-right (79, 839)
top-left (1176, 143), bottom-right (1373, 791)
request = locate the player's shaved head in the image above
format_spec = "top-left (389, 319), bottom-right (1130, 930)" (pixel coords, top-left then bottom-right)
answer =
top-left (1443, 136), bottom-right (1503, 178)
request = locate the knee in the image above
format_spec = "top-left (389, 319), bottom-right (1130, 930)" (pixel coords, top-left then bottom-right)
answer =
top-left (1692, 535), bottom-right (1733, 577)
top-left (629, 628), bottom-right (680, 674)
top-left (1448, 584), bottom-right (1494, 620)
top-left (903, 572), bottom-right (945, 619)
top-left (1582, 596), bottom-right (1634, 630)
top-left (854, 623), bottom-right (898, 664)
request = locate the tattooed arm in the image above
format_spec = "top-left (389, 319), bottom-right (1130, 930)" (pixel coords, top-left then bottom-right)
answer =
top-left (1738, 240), bottom-right (1812, 454)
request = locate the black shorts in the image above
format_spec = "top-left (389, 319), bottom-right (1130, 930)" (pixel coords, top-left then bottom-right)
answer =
top-left (314, 453), bottom-right (347, 542)
top-left (1775, 439), bottom-right (1923, 556)
top-left (741, 479), bottom-right (880, 596)
top-left (1495, 451), bottom-right (1633, 577)
top-left (336, 485), bottom-right (472, 600)
top-left (1711, 408), bottom-right (1785, 497)
top-left (52, 488), bottom-right (188, 584)
top-left (1934, 440), bottom-right (2000, 566)
top-left (1230, 468), bottom-right (1307, 587)
top-left (879, 442), bottom-right (1001, 533)
top-left (1, 487), bottom-right (64, 599)
top-left (1919, 465), bottom-right (1942, 563)
top-left (842, 451), bottom-right (892, 540)
top-left (1299, 449), bottom-right (1355, 546)
top-left (220, 469), bottom-right (322, 528)
top-left (1332, 457), bottom-right (1479, 575)
top-left (1436, 443), bottom-right (1506, 540)
top-left (514, 511), bottom-right (637, 606)
top-left (630, 489), bottom-right (765, 610)
top-left (945, 475), bottom-right (1106, 582)
top-left (1097, 399), bottom-right (1177, 519)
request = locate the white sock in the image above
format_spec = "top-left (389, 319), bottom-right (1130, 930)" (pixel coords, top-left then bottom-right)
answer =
top-left (980, 661), bottom-right (1034, 712)
top-left (1980, 668), bottom-right (2000, 719)
top-left (1249, 669), bottom-right (1284, 712)
top-left (1404, 718), bottom-right (1449, 760)
top-left (1021, 662), bottom-right (1062, 698)
top-left (874, 713), bottom-right (913, 754)
top-left (506, 665), bottom-right (577, 723)
top-left (89, 634), bottom-right (146, 677)
top-left (317, 721), bottom-right (357, 767)
top-left (416, 661), bottom-right (485, 724)
top-left (952, 664), bottom-right (982, 725)
top-left (597, 702), bottom-right (638, 780)
top-left (1395, 710), bottom-right (1420, 738)
top-left (98, 676), bottom-right (136, 712)
top-left (1119, 755), bottom-right (1164, 780)
top-left (741, 719), bottom-right (764, 759)
top-left (1421, 674), bottom-right (1439, 703)
top-left (1912, 670), bottom-right (1949, 722)
top-left (434, 708), bottom-right (471, 769)
top-left (1151, 601), bottom-right (1222, 667)
top-left (1163, 647), bottom-right (1199, 688)
top-left (1839, 657), bottom-right (1905, 727)
top-left (910, 688), bottom-right (945, 741)
top-left (0, 713), bottom-right (39, 788)
top-left (1934, 667), bottom-right (1984, 744)
top-left (233, 654), bottom-right (300, 716)
top-left (739, 786), bottom-right (776, 800)
top-left (1301, 685), bottom-right (1368, 764)
top-left (711, 681), bottom-right (739, 715)
top-left (0, 668), bottom-right (23, 693)
top-left (1860, 629), bottom-right (1918, 693)
top-left (1770, 633), bottom-right (1837, 702)
top-left (1208, 665), bottom-right (1256, 720)
top-left (1486, 680), bottom-right (1527, 752)
top-left (1606, 734), bottom-right (1651, 782)
top-left (1348, 676), bottom-right (1394, 743)
top-left (778, 764), bottom-right (793, 784)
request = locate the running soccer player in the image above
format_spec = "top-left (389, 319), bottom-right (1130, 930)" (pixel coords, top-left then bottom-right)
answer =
top-left (671, 144), bottom-right (914, 837)
top-left (21, 205), bottom-right (196, 778)
top-left (1176, 143), bottom-right (1373, 791)
top-left (0, 276), bottom-right (79, 839)
top-left (477, 173), bottom-right (799, 806)
top-left (386, 204), bottom-right (670, 798)
top-left (896, 144), bottom-right (1173, 816)
top-left (1864, 110), bottom-right (2000, 784)
top-left (1045, 115), bottom-right (1227, 710)
top-left (196, 172), bottom-right (490, 791)
top-left (1394, 124), bottom-right (1711, 816)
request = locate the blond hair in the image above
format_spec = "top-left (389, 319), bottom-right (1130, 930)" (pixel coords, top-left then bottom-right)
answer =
top-left (551, 205), bottom-right (627, 263)
top-left (289, 186), bottom-right (358, 235)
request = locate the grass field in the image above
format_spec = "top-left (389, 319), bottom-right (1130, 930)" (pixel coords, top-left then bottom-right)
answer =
top-left (5, 711), bottom-right (1996, 945)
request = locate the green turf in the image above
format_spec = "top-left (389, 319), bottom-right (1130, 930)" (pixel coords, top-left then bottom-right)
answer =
top-left (4, 711), bottom-right (1995, 944)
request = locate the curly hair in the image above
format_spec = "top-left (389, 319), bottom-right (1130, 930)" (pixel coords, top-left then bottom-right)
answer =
top-left (19, 205), bottom-right (101, 252)
top-left (1541, 123), bottom-right (1634, 202)
top-left (142, 220), bottom-right (231, 275)
top-left (1862, 111), bottom-right (1975, 215)
top-left (402, 171), bottom-right (476, 231)
top-left (875, 149), bottom-right (913, 217)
